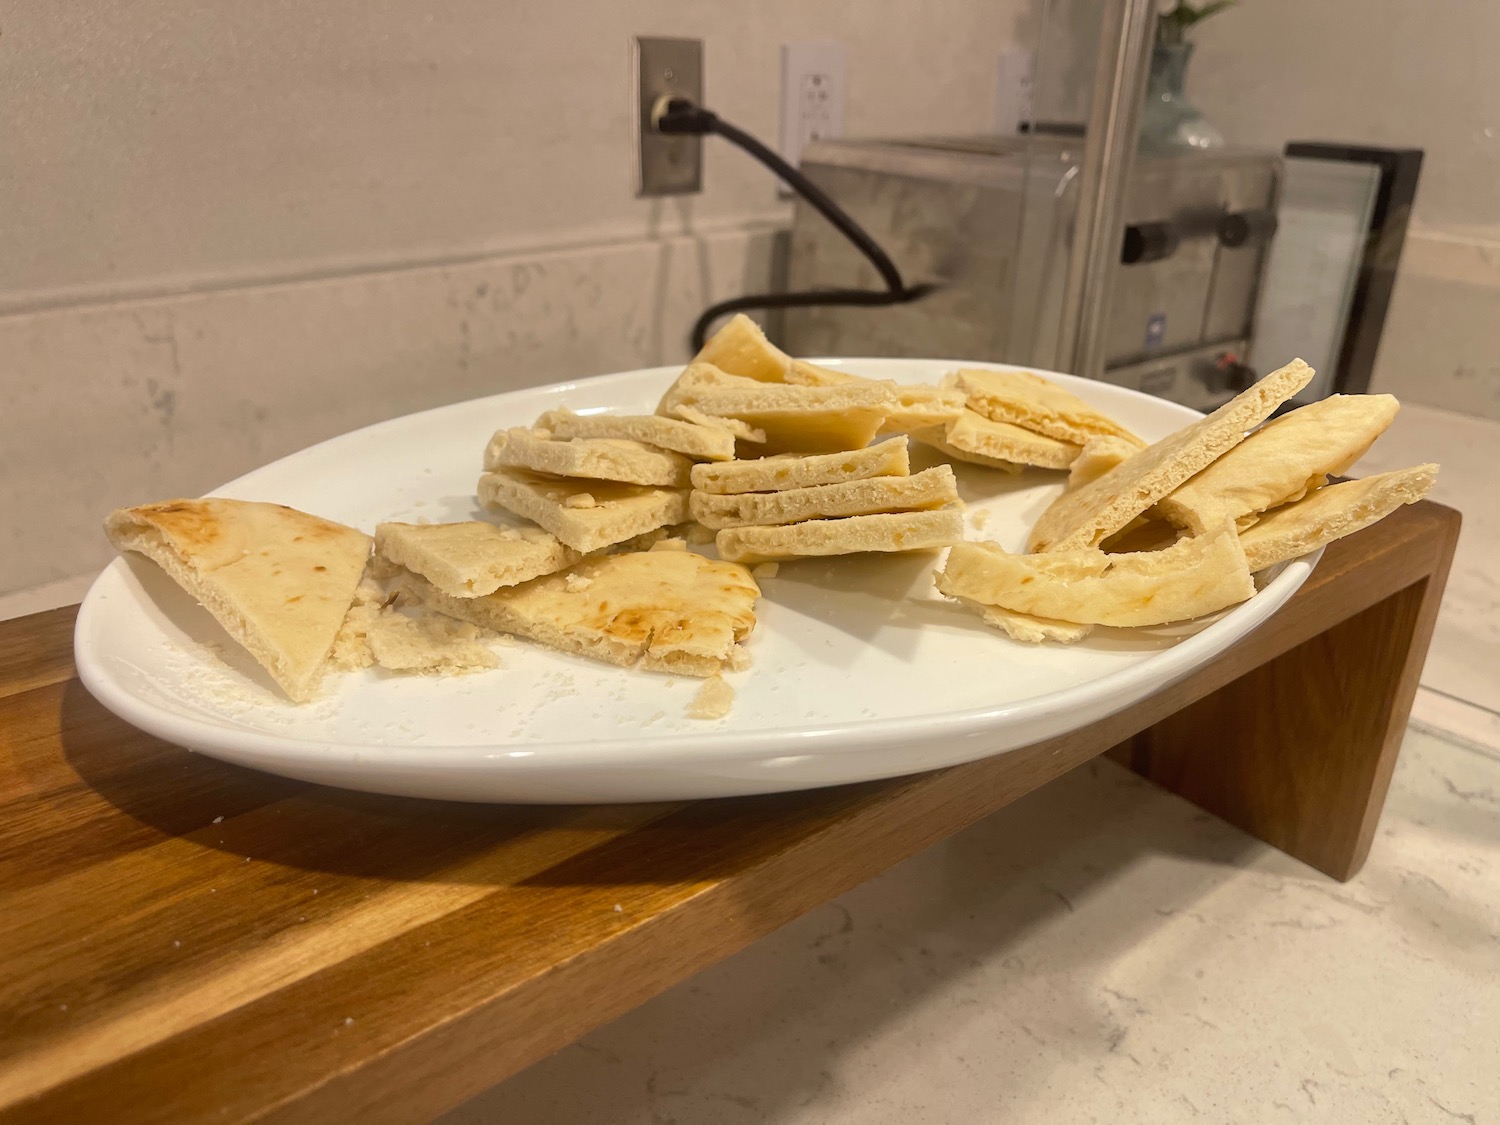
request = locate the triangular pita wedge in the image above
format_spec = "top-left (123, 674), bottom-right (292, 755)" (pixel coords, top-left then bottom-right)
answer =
top-left (484, 428), bottom-right (692, 487)
top-left (1155, 393), bottom-right (1399, 534)
top-left (658, 363), bottom-right (896, 454)
top-left (1027, 359), bottom-right (1314, 552)
top-left (952, 368), bottom-right (1145, 446)
top-left (921, 409), bottom-right (1080, 469)
top-left (1069, 435), bottom-right (1140, 490)
top-left (690, 313), bottom-right (792, 382)
top-left (398, 550), bottom-right (759, 677)
top-left (690, 437), bottom-right (910, 495)
top-left (1238, 464), bottom-right (1438, 571)
top-left (478, 468), bottom-right (689, 553)
top-left (691, 465), bottom-right (958, 529)
top-left (375, 521), bottom-right (580, 597)
top-left (105, 498), bottom-right (371, 702)
top-left (535, 408), bottom-right (737, 462)
top-left (938, 524), bottom-right (1254, 627)
top-left (785, 360), bottom-right (965, 431)
top-left (715, 508), bottom-right (963, 564)
top-left (909, 426), bottom-right (1023, 474)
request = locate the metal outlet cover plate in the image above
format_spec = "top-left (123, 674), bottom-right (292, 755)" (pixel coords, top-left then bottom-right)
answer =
top-left (634, 37), bottom-right (703, 196)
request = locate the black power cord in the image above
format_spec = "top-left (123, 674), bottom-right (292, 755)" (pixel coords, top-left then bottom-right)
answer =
top-left (652, 97), bottom-right (938, 351)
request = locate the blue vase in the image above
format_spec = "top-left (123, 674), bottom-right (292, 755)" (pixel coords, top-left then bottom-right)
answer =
top-left (1140, 42), bottom-right (1224, 151)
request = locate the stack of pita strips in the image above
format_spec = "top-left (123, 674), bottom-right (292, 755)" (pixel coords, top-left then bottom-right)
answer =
top-left (658, 315), bottom-right (967, 564)
top-left (371, 413), bottom-right (764, 701)
top-left (935, 358), bottom-right (1439, 642)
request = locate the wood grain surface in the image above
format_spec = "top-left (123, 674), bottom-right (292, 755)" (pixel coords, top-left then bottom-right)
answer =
top-left (0, 501), bottom-right (1460, 1125)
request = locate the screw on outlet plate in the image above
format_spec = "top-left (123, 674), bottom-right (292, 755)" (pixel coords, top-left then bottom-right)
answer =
top-left (633, 36), bottom-right (703, 197)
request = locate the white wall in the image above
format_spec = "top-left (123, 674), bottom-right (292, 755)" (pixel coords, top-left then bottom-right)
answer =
top-left (2, 0), bottom-right (1015, 601)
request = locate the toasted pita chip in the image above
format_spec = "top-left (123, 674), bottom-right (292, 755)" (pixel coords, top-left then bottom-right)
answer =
top-left (484, 428), bottom-right (692, 487)
top-left (375, 521), bottom-right (580, 598)
top-left (691, 465), bottom-right (958, 529)
top-left (922, 409), bottom-right (1081, 470)
top-left (1027, 359), bottom-right (1315, 552)
top-left (105, 499), bottom-right (371, 702)
top-left (716, 508), bottom-right (963, 564)
top-left (784, 360), bottom-right (965, 431)
top-left (1069, 435), bottom-right (1140, 490)
top-left (535, 407), bottom-right (737, 462)
top-left (953, 368), bottom-right (1145, 446)
top-left (658, 363), bottom-right (896, 454)
top-left (1239, 464), bottom-right (1438, 571)
top-left (910, 426), bottom-right (1023, 474)
top-left (1156, 394), bottom-right (1400, 534)
top-left (478, 468), bottom-right (689, 554)
top-left (690, 437), bottom-right (910, 495)
top-left (937, 525), bottom-right (1255, 627)
top-left (670, 405), bottom-right (767, 445)
top-left (691, 313), bottom-right (792, 382)
top-left (399, 549), bottom-right (759, 677)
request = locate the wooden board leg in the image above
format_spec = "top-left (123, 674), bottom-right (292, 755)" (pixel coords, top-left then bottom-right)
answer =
top-left (1116, 574), bottom-right (1446, 881)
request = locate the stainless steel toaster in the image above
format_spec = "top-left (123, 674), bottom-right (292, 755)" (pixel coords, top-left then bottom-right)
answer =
top-left (782, 135), bottom-right (1282, 410)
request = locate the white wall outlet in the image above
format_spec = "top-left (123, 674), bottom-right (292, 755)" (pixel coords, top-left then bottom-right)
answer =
top-left (779, 41), bottom-right (846, 184)
top-left (992, 48), bottom-right (1034, 135)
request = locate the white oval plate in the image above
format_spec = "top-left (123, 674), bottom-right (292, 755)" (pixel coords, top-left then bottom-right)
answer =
top-left (75, 360), bottom-right (1316, 803)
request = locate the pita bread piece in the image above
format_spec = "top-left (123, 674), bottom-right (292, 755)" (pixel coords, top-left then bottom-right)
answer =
top-left (670, 405), bottom-right (768, 445)
top-left (938, 524), bottom-right (1254, 628)
top-left (478, 468), bottom-right (689, 554)
top-left (691, 465), bottom-right (959, 529)
top-left (691, 436), bottom-right (911, 495)
top-left (716, 508), bottom-right (964, 564)
top-left (910, 425), bottom-right (1022, 474)
top-left (1155, 393), bottom-right (1400, 534)
top-left (1239, 464), bottom-right (1439, 571)
top-left (401, 549), bottom-right (759, 677)
top-left (1027, 359), bottom-right (1315, 552)
top-left (785, 360), bottom-right (965, 431)
top-left (375, 520), bottom-right (580, 598)
top-left (921, 409), bottom-right (1081, 470)
top-left (660, 363), bottom-right (896, 454)
top-left (484, 428), bottom-right (692, 487)
top-left (953, 368), bottom-right (1145, 446)
top-left (1069, 435), bottom-right (1140, 491)
top-left (535, 407), bottom-right (737, 462)
top-left (105, 498), bottom-right (371, 702)
top-left (690, 313), bottom-right (792, 382)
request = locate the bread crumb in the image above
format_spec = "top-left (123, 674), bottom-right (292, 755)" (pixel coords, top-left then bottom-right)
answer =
top-left (726, 644), bottom-right (751, 673)
top-left (971, 508), bottom-right (990, 530)
top-left (687, 674), bottom-right (735, 719)
top-left (564, 573), bottom-right (594, 592)
top-left (563, 492), bottom-right (597, 509)
top-left (681, 521), bottom-right (717, 545)
top-left (648, 538), bottom-right (687, 552)
top-left (751, 562), bottom-right (779, 578)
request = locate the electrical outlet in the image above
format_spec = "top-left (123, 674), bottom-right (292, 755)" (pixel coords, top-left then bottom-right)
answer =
top-left (634, 36), bottom-right (704, 197)
top-left (779, 42), bottom-right (846, 183)
top-left (992, 48), bottom-right (1034, 134)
